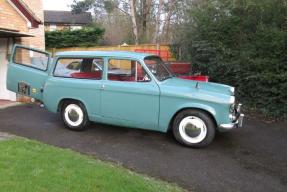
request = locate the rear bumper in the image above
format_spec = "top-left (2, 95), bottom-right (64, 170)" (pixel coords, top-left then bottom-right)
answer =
top-left (218, 103), bottom-right (244, 131)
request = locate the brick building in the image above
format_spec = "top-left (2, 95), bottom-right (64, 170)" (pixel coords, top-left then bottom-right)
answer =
top-left (0, 0), bottom-right (44, 101)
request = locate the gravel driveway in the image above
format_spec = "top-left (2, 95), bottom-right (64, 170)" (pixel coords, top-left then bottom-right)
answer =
top-left (0, 104), bottom-right (286, 192)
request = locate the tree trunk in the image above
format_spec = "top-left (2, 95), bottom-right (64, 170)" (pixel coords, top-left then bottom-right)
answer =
top-left (141, 0), bottom-right (152, 42)
top-left (130, 0), bottom-right (139, 44)
top-left (153, 0), bottom-right (164, 44)
top-left (163, 0), bottom-right (175, 43)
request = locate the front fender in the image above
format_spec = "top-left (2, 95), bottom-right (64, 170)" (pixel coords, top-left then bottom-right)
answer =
top-left (176, 102), bottom-right (217, 117)
top-left (158, 98), bottom-right (222, 132)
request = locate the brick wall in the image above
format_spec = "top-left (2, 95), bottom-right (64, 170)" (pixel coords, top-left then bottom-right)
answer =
top-left (19, 0), bottom-right (45, 102)
top-left (21, 0), bottom-right (45, 49)
top-left (0, 0), bottom-right (45, 50)
top-left (0, 0), bottom-right (28, 32)
top-left (0, 0), bottom-right (45, 102)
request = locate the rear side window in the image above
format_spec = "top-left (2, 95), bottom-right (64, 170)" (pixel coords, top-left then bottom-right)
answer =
top-left (54, 58), bottom-right (103, 80)
top-left (13, 47), bottom-right (49, 71)
top-left (108, 59), bottom-right (150, 82)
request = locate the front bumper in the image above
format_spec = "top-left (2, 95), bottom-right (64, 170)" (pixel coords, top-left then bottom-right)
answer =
top-left (218, 103), bottom-right (244, 131)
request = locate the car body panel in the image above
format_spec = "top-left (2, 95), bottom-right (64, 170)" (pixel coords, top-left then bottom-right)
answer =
top-left (7, 45), bottom-right (241, 133)
top-left (100, 80), bottom-right (160, 129)
top-left (6, 45), bottom-right (52, 101)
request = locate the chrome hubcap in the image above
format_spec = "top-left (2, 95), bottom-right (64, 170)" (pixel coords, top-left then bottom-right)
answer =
top-left (179, 116), bottom-right (207, 143)
top-left (64, 104), bottom-right (84, 127)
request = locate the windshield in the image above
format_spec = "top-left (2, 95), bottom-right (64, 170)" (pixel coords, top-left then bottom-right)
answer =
top-left (144, 56), bottom-right (173, 81)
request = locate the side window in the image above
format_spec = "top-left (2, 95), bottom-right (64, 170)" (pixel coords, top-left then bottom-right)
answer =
top-left (13, 47), bottom-right (49, 71)
top-left (54, 58), bottom-right (103, 80)
top-left (108, 59), bottom-right (150, 82)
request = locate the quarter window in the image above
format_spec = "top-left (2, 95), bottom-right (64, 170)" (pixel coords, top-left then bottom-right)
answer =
top-left (108, 59), bottom-right (150, 82)
top-left (54, 58), bottom-right (103, 80)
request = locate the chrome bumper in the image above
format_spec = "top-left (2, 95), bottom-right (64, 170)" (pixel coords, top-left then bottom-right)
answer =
top-left (218, 103), bottom-right (244, 131)
top-left (219, 114), bottom-right (244, 131)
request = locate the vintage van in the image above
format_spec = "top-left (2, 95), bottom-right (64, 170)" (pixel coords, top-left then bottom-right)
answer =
top-left (7, 45), bottom-right (244, 148)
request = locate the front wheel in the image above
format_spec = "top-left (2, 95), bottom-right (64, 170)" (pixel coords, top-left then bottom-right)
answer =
top-left (172, 109), bottom-right (216, 148)
top-left (61, 102), bottom-right (89, 131)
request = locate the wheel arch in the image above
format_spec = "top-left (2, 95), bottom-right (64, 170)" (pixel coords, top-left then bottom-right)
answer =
top-left (57, 98), bottom-right (87, 112)
top-left (167, 107), bottom-right (218, 132)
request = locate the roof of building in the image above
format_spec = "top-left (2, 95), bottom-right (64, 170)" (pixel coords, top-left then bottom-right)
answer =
top-left (44, 10), bottom-right (92, 25)
top-left (55, 51), bottom-right (156, 60)
top-left (9, 0), bottom-right (42, 28)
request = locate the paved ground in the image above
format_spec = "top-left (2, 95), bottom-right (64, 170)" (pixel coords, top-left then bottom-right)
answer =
top-left (0, 104), bottom-right (286, 192)
top-left (0, 131), bottom-right (14, 141)
top-left (0, 100), bottom-right (21, 109)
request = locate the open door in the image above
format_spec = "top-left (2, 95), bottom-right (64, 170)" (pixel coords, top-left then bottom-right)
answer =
top-left (6, 45), bottom-right (51, 101)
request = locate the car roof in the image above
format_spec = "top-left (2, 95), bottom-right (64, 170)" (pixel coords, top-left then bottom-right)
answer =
top-left (55, 51), bottom-right (156, 60)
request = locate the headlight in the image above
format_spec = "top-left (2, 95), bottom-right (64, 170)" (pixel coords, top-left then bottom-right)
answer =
top-left (229, 87), bottom-right (235, 95)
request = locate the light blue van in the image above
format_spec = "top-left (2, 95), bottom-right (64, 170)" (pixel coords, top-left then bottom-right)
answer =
top-left (7, 45), bottom-right (244, 148)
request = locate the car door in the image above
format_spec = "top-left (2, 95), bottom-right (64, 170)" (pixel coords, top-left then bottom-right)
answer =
top-left (101, 58), bottom-right (160, 129)
top-left (6, 45), bottom-right (51, 101)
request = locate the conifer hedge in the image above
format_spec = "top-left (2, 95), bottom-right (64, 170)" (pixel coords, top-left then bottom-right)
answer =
top-left (172, 0), bottom-right (287, 118)
top-left (45, 27), bottom-right (105, 48)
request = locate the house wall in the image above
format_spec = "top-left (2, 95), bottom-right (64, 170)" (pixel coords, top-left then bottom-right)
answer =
top-left (21, 0), bottom-right (45, 50)
top-left (44, 24), bottom-right (83, 31)
top-left (0, 0), bottom-right (44, 102)
top-left (18, 0), bottom-right (45, 102)
top-left (0, 38), bottom-right (16, 101)
top-left (0, 0), bottom-right (44, 50)
top-left (0, 0), bottom-right (28, 32)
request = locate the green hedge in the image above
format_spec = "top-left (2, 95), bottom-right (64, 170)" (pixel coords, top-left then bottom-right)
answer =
top-left (172, 0), bottom-right (287, 118)
top-left (45, 27), bottom-right (105, 48)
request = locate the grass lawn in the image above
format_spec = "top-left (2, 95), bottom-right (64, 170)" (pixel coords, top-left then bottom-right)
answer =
top-left (0, 138), bottom-right (184, 192)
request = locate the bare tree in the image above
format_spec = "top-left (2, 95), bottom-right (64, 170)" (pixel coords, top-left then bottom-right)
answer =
top-left (162, 0), bottom-right (175, 43)
top-left (129, 0), bottom-right (139, 44)
top-left (153, 0), bottom-right (163, 43)
top-left (71, 0), bottom-right (178, 44)
top-left (140, 0), bottom-right (152, 41)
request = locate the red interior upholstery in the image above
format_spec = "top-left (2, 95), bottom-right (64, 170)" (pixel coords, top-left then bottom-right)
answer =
top-left (71, 72), bottom-right (102, 79)
top-left (108, 75), bottom-right (135, 81)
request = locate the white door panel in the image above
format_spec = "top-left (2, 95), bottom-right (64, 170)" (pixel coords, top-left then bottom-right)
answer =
top-left (0, 38), bottom-right (16, 101)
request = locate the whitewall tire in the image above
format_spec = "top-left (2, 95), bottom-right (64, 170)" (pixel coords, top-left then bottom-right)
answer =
top-left (61, 102), bottom-right (89, 131)
top-left (173, 109), bottom-right (215, 148)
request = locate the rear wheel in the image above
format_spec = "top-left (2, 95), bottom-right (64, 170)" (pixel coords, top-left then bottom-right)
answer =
top-left (172, 109), bottom-right (216, 148)
top-left (61, 102), bottom-right (89, 131)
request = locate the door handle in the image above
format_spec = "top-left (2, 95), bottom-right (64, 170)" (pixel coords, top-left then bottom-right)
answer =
top-left (101, 84), bottom-right (105, 90)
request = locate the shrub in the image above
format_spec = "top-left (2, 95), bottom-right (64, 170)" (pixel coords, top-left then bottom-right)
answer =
top-left (45, 27), bottom-right (105, 48)
top-left (172, 0), bottom-right (287, 118)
